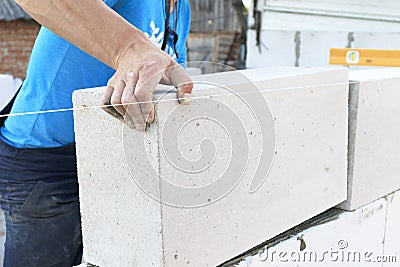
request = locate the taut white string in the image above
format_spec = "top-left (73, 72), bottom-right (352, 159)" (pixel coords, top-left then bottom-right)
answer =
top-left (0, 81), bottom-right (357, 119)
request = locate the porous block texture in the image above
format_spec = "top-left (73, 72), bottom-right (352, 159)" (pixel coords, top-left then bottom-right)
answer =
top-left (73, 67), bottom-right (348, 266)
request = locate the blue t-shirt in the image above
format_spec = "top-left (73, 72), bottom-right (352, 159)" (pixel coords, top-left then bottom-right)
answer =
top-left (1, 0), bottom-right (190, 148)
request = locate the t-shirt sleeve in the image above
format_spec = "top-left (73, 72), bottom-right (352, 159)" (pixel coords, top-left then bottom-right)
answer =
top-left (103, 0), bottom-right (119, 7)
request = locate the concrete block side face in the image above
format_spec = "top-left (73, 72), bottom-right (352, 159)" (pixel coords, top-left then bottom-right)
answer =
top-left (237, 198), bottom-right (387, 267)
top-left (349, 68), bottom-right (400, 82)
top-left (73, 88), bottom-right (164, 267)
top-left (155, 69), bottom-right (348, 266)
top-left (383, 190), bottom-right (400, 266)
top-left (341, 77), bottom-right (400, 210)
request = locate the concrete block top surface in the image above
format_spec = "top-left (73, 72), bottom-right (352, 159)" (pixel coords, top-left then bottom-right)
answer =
top-left (74, 67), bottom-right (347, 100)
top-left (73, 66), bottom-right (348, 266)
top-left (349, 68), bottom-right (400, 81)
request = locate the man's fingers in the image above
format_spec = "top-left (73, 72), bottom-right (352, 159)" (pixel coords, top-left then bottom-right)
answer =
top-left (100, 85), bottom-right (124, 121)
top-left (177, 83), bottom-right (194, 105)
top-left (135, 66), bottom-right (161, 123)
top-left (166, 64), bottom-right (194, 105)
top-left (110, 80), bottom-right (126, 116)
top-left (102, 62), bottom-right (193, 129)
top-left (149, 107), bottom-right (155, 123)
top-left (120, 71), bottom-right (139, 129)
top-left (121, 71), bottom-right (138, 110)
top-left (124, 94), bottom-right (146, 131)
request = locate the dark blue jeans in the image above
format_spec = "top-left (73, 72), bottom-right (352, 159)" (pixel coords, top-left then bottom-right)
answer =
top-left (0, 138), bottom-right (83, 267)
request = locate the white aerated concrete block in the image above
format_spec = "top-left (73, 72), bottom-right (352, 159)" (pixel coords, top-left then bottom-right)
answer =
top-left (299, 31), bottom-right (348, 67)
top-left (353, 32), bottom-right (400, 50)
top-left (0, 74), bottom-right (15, 110)
top-left (73, 67), bottom-right (348, 266)
top-left (338, 69), bottom-right (400, 211)
top-left (236, 197), bottom-right (388, 267)
top-left (247, 30), bottom-right (296, 68)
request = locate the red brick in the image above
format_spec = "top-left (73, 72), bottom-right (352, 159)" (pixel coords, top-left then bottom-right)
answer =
top-left (0, 20), bottom-right (40, 78)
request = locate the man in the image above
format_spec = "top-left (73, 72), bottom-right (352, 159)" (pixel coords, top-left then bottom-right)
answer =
top-left (0, 0), bottom-right (193, 266)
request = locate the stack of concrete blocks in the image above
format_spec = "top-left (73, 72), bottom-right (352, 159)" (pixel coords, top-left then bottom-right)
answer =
top-left (234, 69), bottom-right (400, 266)
top-left (247, 30), bottom-right (400, 69)
top-left (73, 67), bottom-right (349, 266)
top-left (246, 0), bottom-right (400, 69)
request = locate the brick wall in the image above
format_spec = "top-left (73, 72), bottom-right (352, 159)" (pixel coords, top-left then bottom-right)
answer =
top-left (0, 20), bottom-right (40, 79)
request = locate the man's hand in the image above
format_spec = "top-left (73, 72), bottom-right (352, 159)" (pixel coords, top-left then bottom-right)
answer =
top-left (100, 43), bottom-right (193, 131)
top-left (16, 0), bottom-right (193, 131)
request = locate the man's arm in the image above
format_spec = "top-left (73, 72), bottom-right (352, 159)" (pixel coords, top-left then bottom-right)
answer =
top-left (16, 0), bottom-right (193, 131)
